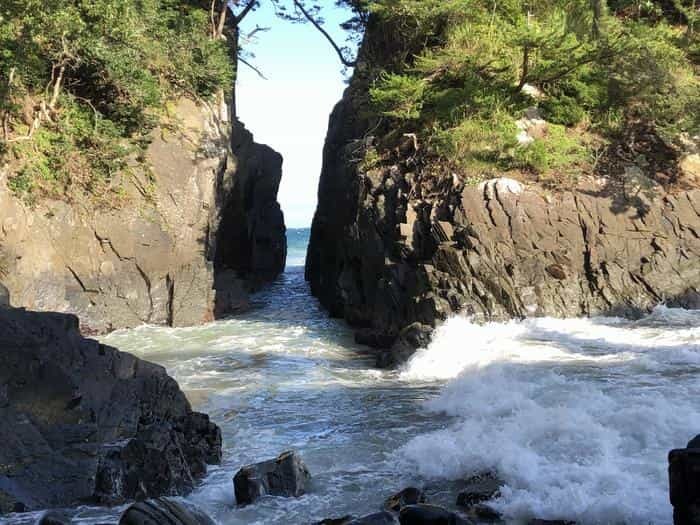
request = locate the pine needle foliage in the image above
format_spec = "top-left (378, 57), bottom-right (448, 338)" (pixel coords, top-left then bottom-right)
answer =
top-left (366, 0), bottom-right (700, 182)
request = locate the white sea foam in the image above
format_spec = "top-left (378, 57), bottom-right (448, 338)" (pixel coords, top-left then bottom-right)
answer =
top-left (399, 308), bottom-right (700, 524)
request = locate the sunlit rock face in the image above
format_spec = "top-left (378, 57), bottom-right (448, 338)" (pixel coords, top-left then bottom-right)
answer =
top-left (305, 17), bottom-right (700, 359)
top-left (0, 100), bottom-right (286, 334)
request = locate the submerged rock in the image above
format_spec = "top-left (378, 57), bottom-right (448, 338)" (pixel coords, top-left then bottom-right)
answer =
top-left (347, 511), bottom-right (398, 524)
top-left (38, 510), bottom-right (71, 525)
top-left (0, 307), bottom-right (221, 513)
top-left (119, 498), bottom-right (215, 525)
top-left (314, 516), bottom-right (356, 525)
top-left (669, 434), bottom-right (700, 525)
top-left (455, 472), bottom-right (503, 507)
top-left (233, 451), bottom-right (311, 505)
top-left (527, 519), bottom-right (576, 525)
top-left (463, 503), bottom-right (501, 523)
top-left (398, 504), bottom-right (470, 525)
top-left (384, 487), bottom-right (426, 511)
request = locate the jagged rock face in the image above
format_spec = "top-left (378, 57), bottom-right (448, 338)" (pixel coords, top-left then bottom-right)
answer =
top-left (306, 23), bottom-right (700, 355)
top-left (0, 307), bottom-right (221, 513)
top-left (213, 121), bottom-right (287, 286)
top-left (0, 100), bottom-right (286, 333)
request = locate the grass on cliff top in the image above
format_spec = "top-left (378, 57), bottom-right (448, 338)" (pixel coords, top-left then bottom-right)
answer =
top-left (365, 0), bottom-right (700, 187)
top-left (0, 0), bottom-right (233, 206)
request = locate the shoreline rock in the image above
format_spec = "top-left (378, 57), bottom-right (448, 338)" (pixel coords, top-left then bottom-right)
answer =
top-left (119, 498), bottom-right (216, 525)
top-left (0, 104), bottom-right (286, 335)
top-left (669, 434), bottom-right (700, 525)
top-left (233, 451), bottom-right (311, 505)
top-left (305, 15), bottom-right (700, 363)
top-left (0, 307), bottom-right (221, 514)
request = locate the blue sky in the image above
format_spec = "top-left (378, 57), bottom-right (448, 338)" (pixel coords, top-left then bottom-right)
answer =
top-left (236, 2), bottom-right (356, 228)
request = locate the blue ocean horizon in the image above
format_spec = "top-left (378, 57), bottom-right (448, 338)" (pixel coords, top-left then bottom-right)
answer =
top-left (286, 227), bottom-right (310, 268)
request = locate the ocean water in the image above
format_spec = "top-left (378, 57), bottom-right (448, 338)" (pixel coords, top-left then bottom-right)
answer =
top-left (286, 228), bottom-right (310, 268)
top-left (4, 228), bottom-right (699, 524)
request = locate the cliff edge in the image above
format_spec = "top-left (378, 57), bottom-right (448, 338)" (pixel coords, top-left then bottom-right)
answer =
top-left (0, 100), bottom-right (286, 333)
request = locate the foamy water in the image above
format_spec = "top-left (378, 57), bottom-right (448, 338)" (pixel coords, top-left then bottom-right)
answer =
top-left (399, 309), bottom-right (700, 524)
top-left (3, 230), bottom-right (697, 524)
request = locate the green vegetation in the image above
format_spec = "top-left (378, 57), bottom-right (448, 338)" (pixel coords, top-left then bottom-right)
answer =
top-left (365, 0), bottom-right (700, 184)
top-left (0, 0), bottom-right (233, 203)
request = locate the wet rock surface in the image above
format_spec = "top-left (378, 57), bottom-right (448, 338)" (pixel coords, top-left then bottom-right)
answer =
top-left (348, 511), bottom-right (399, 525)
top-left (455, 473), bottom-right (503, 508)
top-left (0, 307), bottom-right (221, 514)
top-left (119, 498), bottom-right (216, 525)
top-left (233, 451), bottom-right (311, 505)
top-left (384, 487), bottom-right (427, 512)
top-left (306, 19), bottom-right (700, 360)
top-left (669, 434), bottom-right (700, 525)
top-left (399, 504), bottom-right (469, 524)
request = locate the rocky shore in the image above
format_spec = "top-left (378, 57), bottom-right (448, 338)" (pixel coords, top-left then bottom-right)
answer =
top-left (0, 305), bottom-right (221, 514)
top-left (306, 18), bottom-right (700, 365)
top-left (0, 101), bottom-right (286, 335)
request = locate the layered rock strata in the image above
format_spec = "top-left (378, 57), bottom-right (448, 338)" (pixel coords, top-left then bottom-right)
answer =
top-left (306, 21), bottom-right (700, 361)
top-left (0, 100), bottom-right (285, 333)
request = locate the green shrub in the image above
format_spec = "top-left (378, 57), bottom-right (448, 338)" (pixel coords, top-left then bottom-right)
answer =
top-left (365, 0), bottom-right (699, 184)
top-left (512, 124), bottom-right (588, 175)
top-left (0, 0), bottom-right (233, 203)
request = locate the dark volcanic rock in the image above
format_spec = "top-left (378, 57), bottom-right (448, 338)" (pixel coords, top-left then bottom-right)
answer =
top-left (0, 308), bottom-right (221, 514)
top-left (527, 519), bottom-right (576, 525)
top-left (384, 487), bottom-right (426, 511)
top-left (669, 435), bottom-right (700, 525)
top-left (119, 498), bottom-right (215, 525)
top-left (305, 16), bottom-right (700, 360)
top-left (38, 510), bottom-right (71, 525)
top-left (233, 451), bottom-right (310, 505)
top-left (377, 323), bottom-right (433, 368)
top-left (315, 516), bottom-right (356, 525)
top-left (399, 504), bottom-right (469, 525)
top-left (465, 503), bottom-right (502, 522)
top-left (456, 472), bottom-right (503, 507)
top-left (214, 121), bottom-right (287, 287)
top-left (348, 511), bottom-right (398, 525)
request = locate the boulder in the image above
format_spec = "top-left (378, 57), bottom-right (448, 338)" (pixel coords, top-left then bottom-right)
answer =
top-left (0, 307), bottom-right (221, 514)
top-left (315, 516), bottom-right (356, 525)
top-left (399, 504), bottom-right (469, 525)
top-left (455, 472), bottom-right (503, 507)
top-left (119, 498), bottom-right (215, 525)
top-left (528, 520), bottom-right (576, 525)
top-left (233, 451), bottom-right (311, 505)
top-left (348, 511), bottom-right (399, 525)
top-left (670, 435), bottom-right (700, 525)
top-left (463, 503), bottom-right (501, 523)
top-left (377, 324), bottom-right (433, 368)
top-left (384, 487), bottom-right (426, 512)
top-left (38, 510), bottom-right (71, 525)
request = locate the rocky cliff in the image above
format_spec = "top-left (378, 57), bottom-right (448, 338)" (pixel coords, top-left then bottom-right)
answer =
top-left (306, 19), bottom-right (700, 364)
top-left (0, 306), bottom-right (221, 513)
top-left (0, 99), bottom-right (286, 333)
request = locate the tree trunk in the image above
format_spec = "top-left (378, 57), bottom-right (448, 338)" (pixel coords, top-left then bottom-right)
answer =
top-left (231, 26), bottom-right (240, 119)
top-left (518, 45), bottom-right (530, 90)
top-left (591, 0), bottom-right (602, 39)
